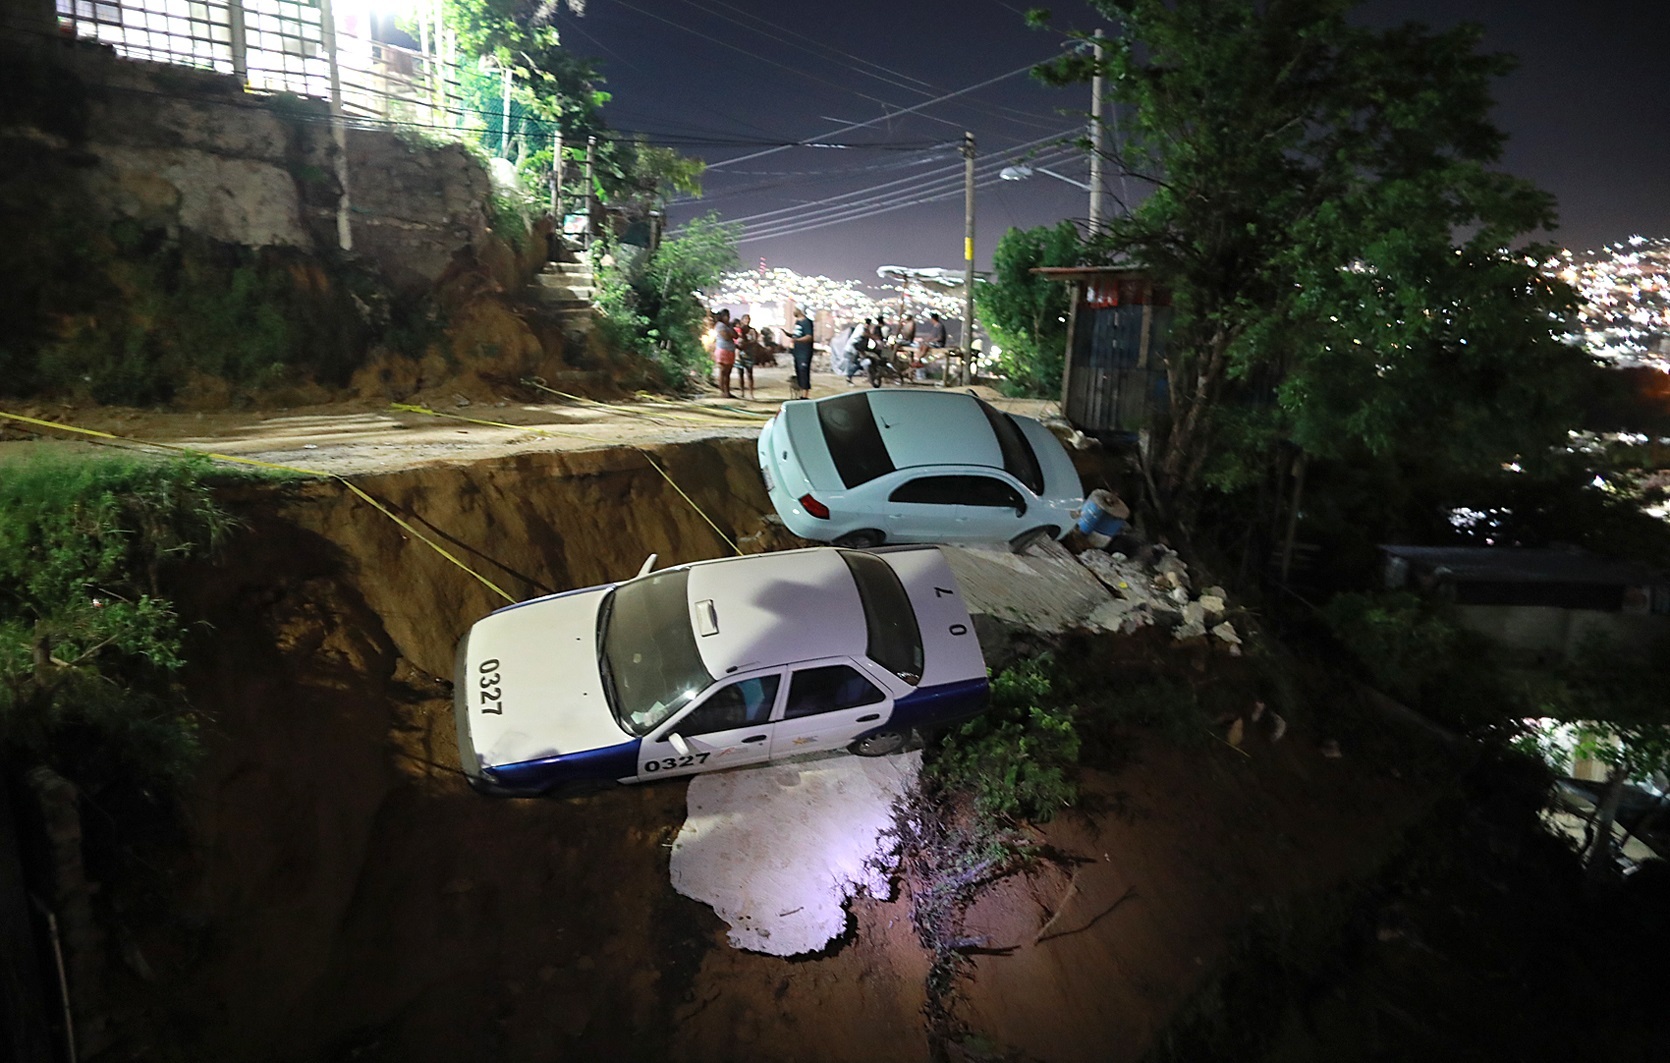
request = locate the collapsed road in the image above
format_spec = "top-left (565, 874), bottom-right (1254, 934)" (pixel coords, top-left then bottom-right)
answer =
top-left (7, 392), bottom-right (1449, 1062)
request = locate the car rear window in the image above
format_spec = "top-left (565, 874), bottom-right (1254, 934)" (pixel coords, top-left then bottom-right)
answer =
top-left (817, 392), bottom-right (895, 487)
top-left (598, 569), bottom-right (714, 736)
top-left (840, 550), bottom-right (924, 684)
top-left (976, 399), bottom-right (1045, 495)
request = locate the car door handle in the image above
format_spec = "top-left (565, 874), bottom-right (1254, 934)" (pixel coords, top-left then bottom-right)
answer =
top-left (857, 714), bottom-right (881, 722)
top-left (742, 734), bottom-right (768, 744)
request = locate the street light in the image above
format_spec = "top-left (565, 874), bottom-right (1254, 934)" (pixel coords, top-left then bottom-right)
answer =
top-left (998, 165), bottom-right (1093, 191)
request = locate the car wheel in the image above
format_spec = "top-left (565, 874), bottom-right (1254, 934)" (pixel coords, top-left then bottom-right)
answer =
top-left (834, 529), bottom-right (885, 549)
top-left (1009, 525), bottom-right (1058, 553)
top-left (850, 730), bottom-right (906, 757)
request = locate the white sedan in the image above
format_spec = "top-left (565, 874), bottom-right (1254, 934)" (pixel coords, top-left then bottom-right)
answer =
top-left (454, 547), bottom-right (989, 797)
top-left (757, 390), bottom-right (1084, 551)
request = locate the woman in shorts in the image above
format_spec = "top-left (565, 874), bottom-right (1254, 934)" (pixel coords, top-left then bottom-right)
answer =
top-left (712, 309), bottom-right (737, 398)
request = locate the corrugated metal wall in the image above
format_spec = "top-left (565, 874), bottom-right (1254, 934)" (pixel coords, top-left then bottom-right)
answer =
top-left (1063, 301), bottom-right (1170, 435)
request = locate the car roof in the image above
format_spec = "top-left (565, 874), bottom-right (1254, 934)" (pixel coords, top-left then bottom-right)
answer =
top-left (683, 549), bottom-right (868, 676)
top-left (866, 391), bottom-right (1004, 472)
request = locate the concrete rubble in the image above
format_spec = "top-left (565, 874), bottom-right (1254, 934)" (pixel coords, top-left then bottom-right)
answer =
top-left (1075, 547), bottom-right (1240, 644)
top-left (669, 751), bottom-right (920, 957)
top-left (942, 540), bottom-right (1113, 633)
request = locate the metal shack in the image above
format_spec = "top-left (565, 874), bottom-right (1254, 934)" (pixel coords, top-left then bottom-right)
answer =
top-left (1036, 267), bottom-right (1171, 439)
top-left (1380, 544), bottom-right (1670, 659)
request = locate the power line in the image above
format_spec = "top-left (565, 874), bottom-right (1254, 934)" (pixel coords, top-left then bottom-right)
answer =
top-left (679, 0), bottom-right (1083, 135)
top-left (719, 128), bottom-right (1077, 228)
top-left (731, 145), bottom-right (1084, 242)
top-left (729, 144), bottom-right (1083, 239)
top-left (607, 0), bottom-right (922, 132)
top-left (705, 46), bottom-right (1075, 171)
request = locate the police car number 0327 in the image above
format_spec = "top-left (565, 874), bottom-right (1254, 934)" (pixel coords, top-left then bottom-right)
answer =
top-left (643, 752), bottom-right (712, 773)
top-left (477, 658), bottom-right (505, 715)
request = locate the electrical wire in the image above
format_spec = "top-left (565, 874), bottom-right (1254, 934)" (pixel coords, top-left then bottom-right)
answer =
top-left (675, 0), bottom-right (1083, 134)
top-left (704, 46), bottom-right (1076, 171)
top-left (730, 145), bottom-right (1085, 242)
top-left (716, 128), bottom-right (1078, 227)
top-left (714, 141), bottom-right (1081, 239)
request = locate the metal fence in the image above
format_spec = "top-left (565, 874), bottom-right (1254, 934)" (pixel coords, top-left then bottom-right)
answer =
top-left (53, 0), bottom-right (464, 131)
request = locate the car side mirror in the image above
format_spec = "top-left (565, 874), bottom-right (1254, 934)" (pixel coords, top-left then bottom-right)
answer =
top-left (637, 553), bottom-right (659, 577)
top-left (668, 732), bottom-right (691, 756)
top-left (1015, 501), bottom-right (1028, 517)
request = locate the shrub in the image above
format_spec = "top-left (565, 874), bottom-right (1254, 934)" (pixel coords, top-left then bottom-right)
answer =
top-left (595, 213), bottom-right (738, 385)
top-left (1319, 590), bottom-right (1523, 730)
top-left (0, 454), bottom-right (234, 795)
top-left (928, 653), bottom-right (1081, 824)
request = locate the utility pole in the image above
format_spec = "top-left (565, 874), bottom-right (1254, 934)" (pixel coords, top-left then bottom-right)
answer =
top-left (501, 66), bottom-right (513, 158)
top-left (551, 128), bottom-right (563, 220)
top-left (584, 135), bottom-right (597, 248)
top-left (1088, 29), bottom-right (1105, 234)
top-left (961, 130), bottom-right (976, 387)
top-left (318, 0), bottom-right (352, 251)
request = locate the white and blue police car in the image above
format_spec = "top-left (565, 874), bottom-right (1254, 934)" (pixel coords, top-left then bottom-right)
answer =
top-left (454, 546), bottom-right (988, 797)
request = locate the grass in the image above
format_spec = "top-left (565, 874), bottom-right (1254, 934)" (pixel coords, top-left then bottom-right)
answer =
top-left (0, 452), bottom-right (235, 797)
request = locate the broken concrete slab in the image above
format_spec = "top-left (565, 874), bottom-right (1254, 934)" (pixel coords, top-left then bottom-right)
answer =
top-left (942, 542), bottom-right (1113, 634)
top-left (669, 751), bottom-right (920, 957)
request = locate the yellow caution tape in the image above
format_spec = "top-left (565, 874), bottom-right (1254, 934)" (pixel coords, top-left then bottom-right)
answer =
top-left (0, 409), bottom-right (517, 604)
top-left (523, 378), bottom-right (769, 424)
top-left (390, 403), bottom-right (742, 556)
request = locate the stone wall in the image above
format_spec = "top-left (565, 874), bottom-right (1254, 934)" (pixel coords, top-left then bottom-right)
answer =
top-left (2, 33), bottom-right (490, 289)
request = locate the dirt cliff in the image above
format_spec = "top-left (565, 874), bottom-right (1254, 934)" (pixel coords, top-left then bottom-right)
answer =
top-left (96, 438), bottom-right (1448, 1062)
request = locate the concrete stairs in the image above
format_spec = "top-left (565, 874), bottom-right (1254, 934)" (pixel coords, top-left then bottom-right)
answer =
top-left (527, 259), bottom-right (597, 334)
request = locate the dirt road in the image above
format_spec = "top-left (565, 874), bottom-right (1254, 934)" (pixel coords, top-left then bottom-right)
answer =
top-left (0, 364), bottom-right (1061, 478)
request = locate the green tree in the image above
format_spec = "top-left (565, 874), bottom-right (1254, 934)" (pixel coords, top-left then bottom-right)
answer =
top-left (596, 213), bottom-right (739, 383)
top-left (442, 0), bottom-right (612, 178)
top-left (1037, 0), bottom-right (1589, 554)
top-left (442, 1), bottom-right (705, 207)
top-left (975, 221), bottom-right (1082, 397)
top-left (1524, 639), bottom-right (1670, 879)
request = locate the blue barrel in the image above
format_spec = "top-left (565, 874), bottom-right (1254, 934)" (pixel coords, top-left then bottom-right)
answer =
top-left (1076, 490), bottom-right (1128, 538)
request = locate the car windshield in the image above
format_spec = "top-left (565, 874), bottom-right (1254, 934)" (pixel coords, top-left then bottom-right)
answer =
top-left (598, 569), bottom-right (714, 737)
top-left (977, 400), bottom-right (1045, 495)
top-left (817, 392), bottom-right (895, 487)
top-left (840, 550), bottom-right (924, 684)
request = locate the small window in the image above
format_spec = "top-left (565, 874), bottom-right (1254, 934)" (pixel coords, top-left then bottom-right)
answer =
top-left (817, 393), bottom-right (895, 487)
top-left (889, 476), bottom-right (965, 506)
top-left (784, 665), bottom-right (884, 719)
top-left (962, 476), bottom-right (1025, 511)
top-left (976, 399), bottom-right (1045, 495)
top-left (840, 550), bottom-right (924, 684)
top-left (677, 675), bottom-right (781, 736)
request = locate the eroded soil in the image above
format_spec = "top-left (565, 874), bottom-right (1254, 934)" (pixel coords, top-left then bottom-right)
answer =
top-left (27, 393), bottom-right (1456, 1061)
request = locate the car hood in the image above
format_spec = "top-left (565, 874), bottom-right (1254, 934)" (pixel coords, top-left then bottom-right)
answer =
top-left (456, 587), bottom-right (627, 772)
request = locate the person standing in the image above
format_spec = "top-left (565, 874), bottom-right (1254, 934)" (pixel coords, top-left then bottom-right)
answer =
top-left (846, 317), bottom-right (877, 385)
top-left (917, 311), bottom-right (948, 380)
top-left (737, 325), bottom-right (759, 400)
top-left (713, 308), bottom-right (737, 398)
top-left (789, 306), bottom-right (815, 400)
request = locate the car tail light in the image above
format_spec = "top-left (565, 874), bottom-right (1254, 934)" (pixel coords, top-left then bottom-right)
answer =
top-left (799, 493), bottom-right (830, 519)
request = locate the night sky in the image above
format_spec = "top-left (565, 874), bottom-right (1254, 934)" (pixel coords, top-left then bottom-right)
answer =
top-left (562, 0), bottom-right (1669, 284)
